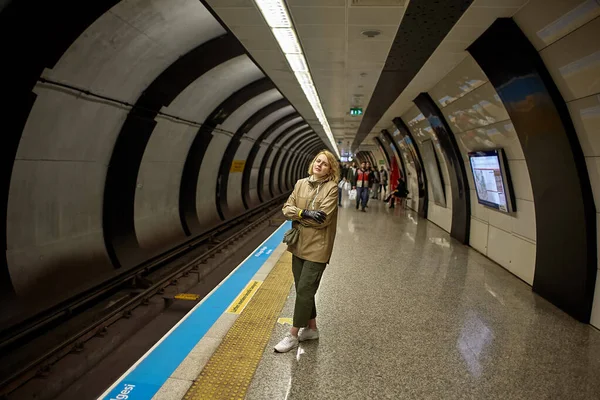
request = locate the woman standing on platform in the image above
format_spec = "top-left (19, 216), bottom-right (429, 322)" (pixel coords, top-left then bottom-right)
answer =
top-left (275, 150), bottom-right (340, 353)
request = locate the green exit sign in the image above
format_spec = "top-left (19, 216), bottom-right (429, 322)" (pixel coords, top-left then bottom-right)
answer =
top-left (350, 107), bottom-right (363, 116)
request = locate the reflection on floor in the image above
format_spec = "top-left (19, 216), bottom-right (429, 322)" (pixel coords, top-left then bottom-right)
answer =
top-left (247, 197), bottom-right (600, 399)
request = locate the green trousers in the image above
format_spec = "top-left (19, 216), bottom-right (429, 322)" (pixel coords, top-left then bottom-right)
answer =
top-left (292, 255), bottom-right (326, 328)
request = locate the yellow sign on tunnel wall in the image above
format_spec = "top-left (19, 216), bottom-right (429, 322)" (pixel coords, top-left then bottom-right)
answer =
top-left (230, 160), bottom-right (246, 173)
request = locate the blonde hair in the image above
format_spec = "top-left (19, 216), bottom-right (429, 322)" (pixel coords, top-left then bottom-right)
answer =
top-left (308, 150), bottom-right (340, 183)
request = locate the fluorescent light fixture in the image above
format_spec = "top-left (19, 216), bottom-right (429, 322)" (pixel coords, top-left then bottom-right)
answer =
top-left (253, 0), bottom-right (292, 28)
top-left (286, 54), bottom-right (308, 71)
top-left (272, 28), bottom-right (302, 54)
top-left (294, 71), bottom-right (313, 88)
top-left (253, 0), bottom-right (340, 158)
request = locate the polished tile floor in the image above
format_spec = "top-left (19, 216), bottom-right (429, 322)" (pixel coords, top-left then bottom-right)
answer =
top-left (247, 198), bottom-right (600, 399)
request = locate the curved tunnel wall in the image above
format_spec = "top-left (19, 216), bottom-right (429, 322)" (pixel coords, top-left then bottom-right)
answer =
top-left (426, 53), bottom-right (538, 286)
top-left (374, 136), bottom-right (393, 172)
top-left (510, 0), bottom-right (600, 325)
top-left (1, 0), bottom-right (325, 326)
top-left (379, 1), bottom-right (599, 324)
top-left (257, 121), bottom-right (306, 200)
top-left (390, 122), bottom-right (428, 217)
top-left (401, 106), bottom-right (454, 232)
top-left (469, 17), bottom-right (596, 323)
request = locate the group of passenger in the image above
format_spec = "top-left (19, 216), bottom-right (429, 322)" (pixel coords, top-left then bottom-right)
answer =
top-left (338, 161), bottom-right (408, 211)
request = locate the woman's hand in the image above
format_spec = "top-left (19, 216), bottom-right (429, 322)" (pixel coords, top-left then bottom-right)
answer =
top-left (301, 210), bottom-right (327, 224)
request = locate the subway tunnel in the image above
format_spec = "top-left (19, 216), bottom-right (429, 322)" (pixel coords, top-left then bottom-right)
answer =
top-left (2, 0), bottom-right (600, 398)
top-left (0, 0), bottom-right (332, 329)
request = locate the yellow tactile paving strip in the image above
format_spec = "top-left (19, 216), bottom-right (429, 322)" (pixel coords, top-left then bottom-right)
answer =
top-left (183, 252), bottom-right (294, 400)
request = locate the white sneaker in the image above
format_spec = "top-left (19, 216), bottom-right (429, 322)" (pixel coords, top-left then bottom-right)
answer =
top-left (274, 334), bottom-right (299, 353)
top-left (298, 328), bottom-right (319, 342)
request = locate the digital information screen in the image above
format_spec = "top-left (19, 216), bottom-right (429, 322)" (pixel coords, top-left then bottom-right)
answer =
top-left (469, 150), bottom-right (512, 212)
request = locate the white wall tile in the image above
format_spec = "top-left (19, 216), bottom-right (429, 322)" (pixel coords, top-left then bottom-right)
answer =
top-left (470, 217), bottom-right (489, 255)
top-left (487, 225), bottom-right (513, 269)
top-left (488, 207), bottom-right (513, 233)
top-left (430, 55), bottom-right (489, 108)
top-left (540, 16), bottom-right (600, 101)
top-left (402, 106), bottom-right (424, 129)
top-left (457, 121), bottom-right (525, 161)
top-left (508, 233), bottom-right (536, 285)
top-left (514, 0), bottom-right (600, 50)
top-left (470, 189), bottom-right (490, 223)
top-left (512, 199), bottom-right (537, 242)
top-left (428, 202), bottom-right (452, 233)
top-left (440, 82), bottom-right (510, 134)
top-left (487, 226), bottom-right (536, 285)
top-left (507, 160), bottom-right (534, 202)
top-left (568, 94), bottom-right (600, 157)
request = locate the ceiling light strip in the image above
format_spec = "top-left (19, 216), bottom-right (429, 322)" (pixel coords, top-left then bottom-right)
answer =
top-left (253, 0), bottom-right (340, 158)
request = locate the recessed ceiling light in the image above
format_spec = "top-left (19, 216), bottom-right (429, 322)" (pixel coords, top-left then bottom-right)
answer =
top-left (361, 29), bottom-right (382, 38)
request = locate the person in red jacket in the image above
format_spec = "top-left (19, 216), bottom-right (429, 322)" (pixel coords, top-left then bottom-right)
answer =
top-left (352, 162), bottom-right (373, 212)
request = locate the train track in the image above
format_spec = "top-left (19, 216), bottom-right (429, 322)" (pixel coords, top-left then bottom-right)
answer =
top-left (0, 194), bottom-right (289, 398)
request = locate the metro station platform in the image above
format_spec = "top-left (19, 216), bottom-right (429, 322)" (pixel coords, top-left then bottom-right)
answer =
top-left (100, 199), bottom-right (600, 400)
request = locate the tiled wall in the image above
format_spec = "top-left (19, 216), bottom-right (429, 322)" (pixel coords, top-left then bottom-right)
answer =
top-left (428, 55), bottom-right (537, 285)
top-left (402, 106), bottom-right (454, 233)
top-left (514, 0), bottom-right (600, 327)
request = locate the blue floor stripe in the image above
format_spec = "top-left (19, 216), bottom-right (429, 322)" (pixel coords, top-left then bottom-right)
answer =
top-left (101, 221), bottom-right (290, 400)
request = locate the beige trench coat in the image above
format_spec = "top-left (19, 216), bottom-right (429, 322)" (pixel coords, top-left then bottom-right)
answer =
top-left (282, 177), bottom-right (338, 264)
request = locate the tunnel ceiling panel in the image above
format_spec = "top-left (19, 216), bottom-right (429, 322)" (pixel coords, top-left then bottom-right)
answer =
top-left (246, 106), bottom-right (296, 140)
top-left (44, 0), bottom-right (226, 103)
top-left (262, 117), bottom-right (305, 144)
top-left (162, 55), bottom-right (264, 122)
top-left (219, 89), bottom-right (284, 133)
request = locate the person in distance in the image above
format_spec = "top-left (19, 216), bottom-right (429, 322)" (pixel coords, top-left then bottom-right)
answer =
top-left (276, 150), bottom-right (340, 353)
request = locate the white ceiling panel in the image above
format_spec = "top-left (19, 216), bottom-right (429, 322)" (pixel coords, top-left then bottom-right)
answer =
top-left (347, 59), bottom-right (385, 69)
top-left (302, 37), bottom-right (346, 51)
top-left (307, 61), bottom-right (346, 71)
top-left (290, 7), bottom-right (346, 25)
top-left (305, 50), bottom-right (346, 63)
top-left (348, 40), bottom-right (393, 56)
top-left (296, 24), bottom-right (346, 39)
top-left (348, 7), bottom-right (405, 25)
top-left (289, 0), bottom-right (346, 6)
top-left (351, 0), bottom-right (407, 5)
